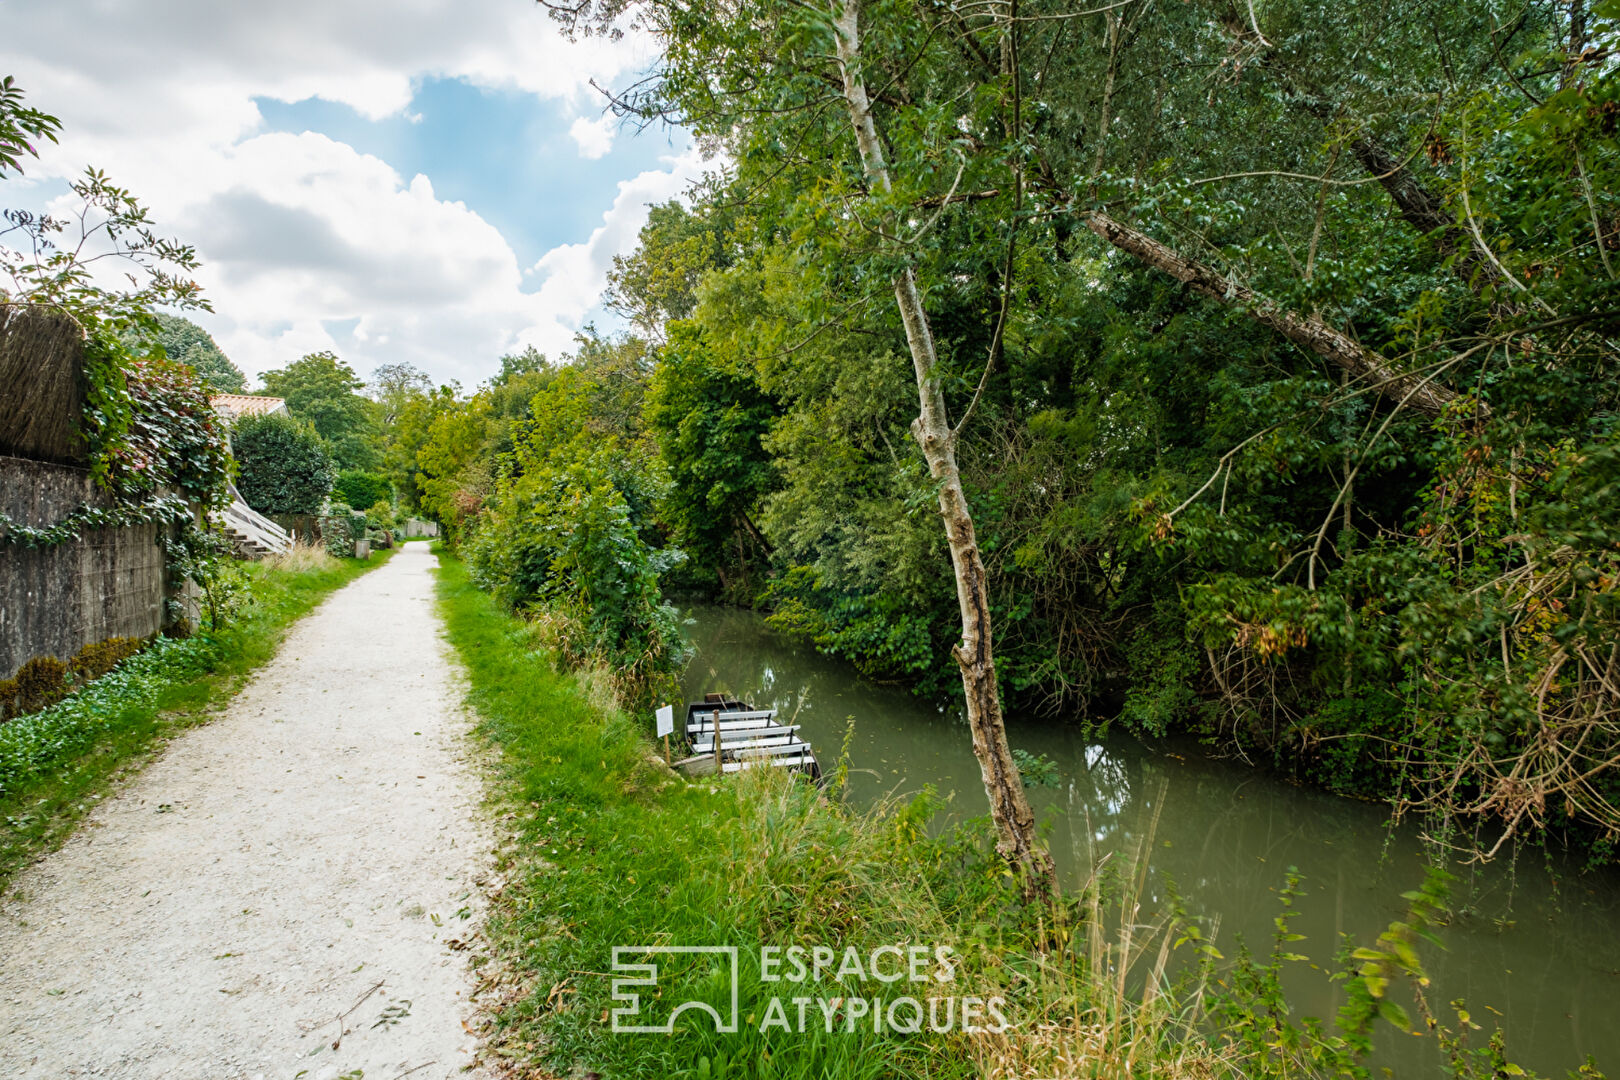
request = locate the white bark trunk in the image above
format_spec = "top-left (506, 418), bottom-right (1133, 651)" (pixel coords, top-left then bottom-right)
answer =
top-left (832, 0), bottom-right (1056, 901)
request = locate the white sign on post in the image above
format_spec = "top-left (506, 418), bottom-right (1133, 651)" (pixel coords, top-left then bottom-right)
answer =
top-left (655, 704), bottom-right (675, 738)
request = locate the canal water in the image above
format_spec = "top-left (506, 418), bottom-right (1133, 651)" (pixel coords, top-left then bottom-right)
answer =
top-left (681, 604), bottom-right (1620, 1076)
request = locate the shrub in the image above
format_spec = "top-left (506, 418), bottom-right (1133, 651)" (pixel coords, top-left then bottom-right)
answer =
top-left (467, 457), bottom-right (686, 709)
top-left (232, 411), bottom-right (335, 514)
top-left (0, 636), bottom-right (219, 796)
top-left (70, 637), bottom-right (144, 681)
top-left (364, 499), bottom-right (396, 531)
top-left (12, 657), bottom-right (68, 717)
top-left (319, 511), bottom-right (370, 558)
top-left (322, 516), bottom-right (355, 558)
top-left (333, 470), bottom-right (391, 513)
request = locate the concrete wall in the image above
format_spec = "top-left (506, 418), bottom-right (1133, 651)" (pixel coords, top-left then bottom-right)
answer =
top-left (0, 456), bottom-right (170, 678)
top-left (0, 305), bottom-right (180, 680)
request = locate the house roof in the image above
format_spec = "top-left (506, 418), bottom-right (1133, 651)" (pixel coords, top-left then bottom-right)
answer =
top-left (210, 394), bottom-right (288, 419)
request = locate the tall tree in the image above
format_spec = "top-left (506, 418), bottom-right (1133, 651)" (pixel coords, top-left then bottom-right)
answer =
top-left (262, 351), bottom-right (380, 471)
top-left (828, 0), bottom-right (1053, 898)
top-left (369, 361), bottom-right (432, 426)
top-left (552, 0), bottom-right (1057, 897)
top-left (127, 313), bottom-right (246, 392)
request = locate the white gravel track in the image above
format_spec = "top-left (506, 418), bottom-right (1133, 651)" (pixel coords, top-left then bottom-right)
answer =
top-left (0, 543), bottom-right (492, 1080)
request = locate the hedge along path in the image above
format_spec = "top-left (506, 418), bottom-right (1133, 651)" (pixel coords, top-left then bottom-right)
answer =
top-left (0, 543), bottom-right (494, 1080)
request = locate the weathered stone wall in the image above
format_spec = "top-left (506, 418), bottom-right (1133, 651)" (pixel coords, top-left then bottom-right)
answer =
top-left (0, 457), bottom-right (170, 679)
top-left (0, 304), bottom-right (175, 679)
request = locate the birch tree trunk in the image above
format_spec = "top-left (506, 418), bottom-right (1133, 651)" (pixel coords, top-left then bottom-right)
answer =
top-left (831, 0), bottom-right (1056, 901)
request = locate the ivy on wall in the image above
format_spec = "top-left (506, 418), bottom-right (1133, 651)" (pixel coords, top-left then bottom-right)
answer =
top-left (1, 342), bottom-right (229, 550)
top-left (86, 340), bottom-right (231, 507)
top-left (0, 492), bottom-right (190, 549)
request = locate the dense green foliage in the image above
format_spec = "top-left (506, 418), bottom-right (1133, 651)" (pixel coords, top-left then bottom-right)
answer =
top-left (495, 0), bottom-right (1620, 860)
top-left (331, 469), bottom-right (391, 512)
top-left (643, 322), bottom-right (776, 600)
top-left (461, 361), bottom-right (686, 706)
top-left (261, 350), bottom-right (381, 470)
top-left (231, 411), bottom-right (336, 515)
top-left (122, 313), bottom-right (246, 392)
top-left (0, 636), bottom-right (219, 798)
top-left (107, 351), bottom-right (232, 504)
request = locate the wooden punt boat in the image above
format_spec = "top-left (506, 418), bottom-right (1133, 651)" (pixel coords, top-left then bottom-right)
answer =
top-left (672, 693), bottom-right (822, 781)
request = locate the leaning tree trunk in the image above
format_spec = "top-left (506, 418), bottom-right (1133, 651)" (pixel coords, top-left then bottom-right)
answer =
top-left (831, 0), bottom-right (1056, 902)
top-left (1081, 211), bottom-right (1471, 419)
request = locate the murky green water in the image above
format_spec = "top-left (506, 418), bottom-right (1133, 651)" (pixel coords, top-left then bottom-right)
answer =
top-left (681, 604), bottom-right (1620, 1076)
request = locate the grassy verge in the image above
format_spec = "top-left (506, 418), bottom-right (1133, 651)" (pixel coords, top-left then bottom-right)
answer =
top-left (434, 546), bottom-right (1213, 1079)
top-left (0, 546), bottom-right (394, 888)
top-left (436, 546), bottom-right (1570, 1080)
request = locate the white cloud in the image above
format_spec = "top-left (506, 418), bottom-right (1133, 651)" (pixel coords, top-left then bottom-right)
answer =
top-left (529, 148), bottom-right (703, 324)
top-left (0, 0), bottom-right (704, 388)
top-left (569, 114), bottom-right (617, 160)
top-left (521, 145), bottom-right (707, 355)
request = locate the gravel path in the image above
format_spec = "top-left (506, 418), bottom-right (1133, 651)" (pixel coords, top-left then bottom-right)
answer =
top-left (0, 543), bottom-right (492, 1080)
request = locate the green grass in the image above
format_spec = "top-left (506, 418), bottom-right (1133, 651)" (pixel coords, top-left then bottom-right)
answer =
top-left (434, 547), bottom-right (1558, 1080)
top-left (433, 545), bottom-right (1062, 1080)
top-left (0, 548), bottom-right (393, 889)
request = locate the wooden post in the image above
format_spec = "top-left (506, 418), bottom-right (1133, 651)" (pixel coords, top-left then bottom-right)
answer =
top-left (713, 713), bottom-right (723, 774)
top-left (663, 733), bottom-right (670, 766)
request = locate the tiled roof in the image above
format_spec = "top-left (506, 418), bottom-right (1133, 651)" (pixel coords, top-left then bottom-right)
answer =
top-left (210, 394), bottom-right (287, 417)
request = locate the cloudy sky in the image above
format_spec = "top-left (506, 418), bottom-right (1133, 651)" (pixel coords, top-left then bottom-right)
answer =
top-left (1, 0), bottom-right (704, 388)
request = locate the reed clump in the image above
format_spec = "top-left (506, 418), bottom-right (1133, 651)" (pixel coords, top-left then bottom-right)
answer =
top-left (263, 540), bottom-right (339, 573)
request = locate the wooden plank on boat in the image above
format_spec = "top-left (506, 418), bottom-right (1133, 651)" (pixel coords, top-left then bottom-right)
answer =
top-left (689, 725), bottom-right (800, 746)
top-left (714, 741), bottom-right (815, 760)
top-left (686, 717), bottom-right (782, 734)
top-left (717, 709), bottom-right (776, 721)
top-left (722, 754), bottom-right (813, 773)
top-left (690, 731), bottom-right (803, 748)
top-left (686, 709), bottom-right (775, 726)
top-left (690, 738), bottom-right (804, 756)
top-left (687, 710), bottom-right (776, 725)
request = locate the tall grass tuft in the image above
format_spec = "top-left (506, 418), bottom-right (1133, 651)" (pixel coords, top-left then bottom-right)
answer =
top-left (263, 540), bottom-right (340, 573)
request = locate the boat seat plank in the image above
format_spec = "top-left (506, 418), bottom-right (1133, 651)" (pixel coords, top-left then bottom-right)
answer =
top-left (686, 718), bottom-right (791, 734)
top-left (692, 740), bottom-right (812, 758)
top-left (689, 725), bottom-right (800, 743)
top-left (722, 755), bottom-right (812, 773)
top-left (691, 739), bottom-right (803, 755)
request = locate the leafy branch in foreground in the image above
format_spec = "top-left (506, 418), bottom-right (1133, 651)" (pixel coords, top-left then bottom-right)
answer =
top-left (2, 167), bottom-right (208, 331)
top-left (0, 75), bottom-right (60, 178)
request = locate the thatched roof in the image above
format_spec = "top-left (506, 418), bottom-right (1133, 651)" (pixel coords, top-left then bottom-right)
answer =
top-left (0, 301), bottom-right (88, 465)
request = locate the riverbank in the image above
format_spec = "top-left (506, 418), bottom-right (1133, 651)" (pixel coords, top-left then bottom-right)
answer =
top-left (682, 603), bottom-right (1620, 1077)
top-left (434, 551), bottom-right (1554, 1080)
top-left (0, 545), bottom-right (394, 889)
